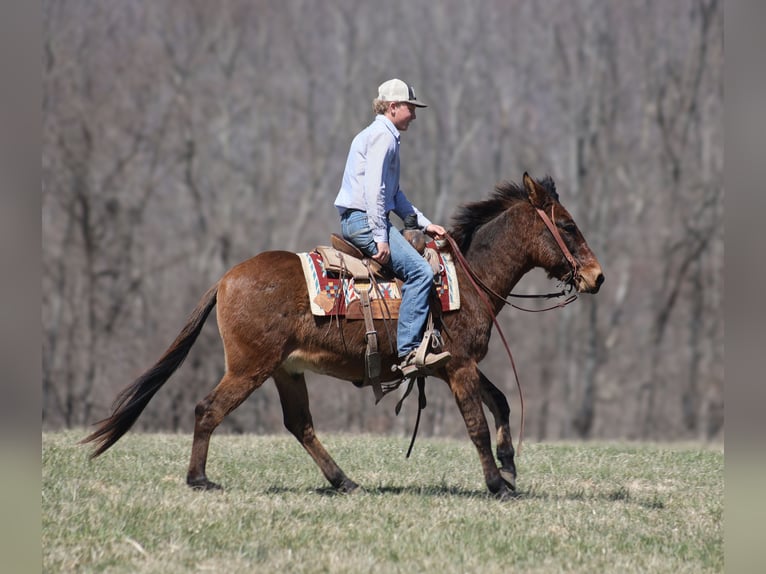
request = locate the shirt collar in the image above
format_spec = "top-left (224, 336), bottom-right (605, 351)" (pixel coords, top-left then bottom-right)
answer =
top-left (375, 114), bottom-right (400, 142)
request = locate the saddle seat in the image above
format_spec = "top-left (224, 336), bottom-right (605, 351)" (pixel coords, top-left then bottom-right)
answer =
top-left (327, 233), bottom-right (391, 280)
top-left (324, 231), bottom-right (441, 281)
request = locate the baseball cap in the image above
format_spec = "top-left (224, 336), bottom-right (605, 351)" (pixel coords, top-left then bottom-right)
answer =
top-left (377, 78), bottom-right (427, 107)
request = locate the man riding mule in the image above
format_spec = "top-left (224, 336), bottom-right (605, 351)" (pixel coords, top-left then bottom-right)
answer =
top-left (335, 78), bottom-right (451, 378)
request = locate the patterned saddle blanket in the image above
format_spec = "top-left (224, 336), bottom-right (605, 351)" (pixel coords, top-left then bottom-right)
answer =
top-left (298, 244), bottom-right (460, 319)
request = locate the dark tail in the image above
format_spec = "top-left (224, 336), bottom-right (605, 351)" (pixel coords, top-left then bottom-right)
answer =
top-left (81, 282), bottom-right (219, 458)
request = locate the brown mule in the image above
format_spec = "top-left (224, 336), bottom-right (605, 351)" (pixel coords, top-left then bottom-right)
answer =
top-left (83, 173), bottom-right (604, 499)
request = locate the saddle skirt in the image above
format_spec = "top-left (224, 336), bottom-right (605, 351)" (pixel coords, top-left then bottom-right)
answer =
top-left (298, 243), bottom-right (460, 319)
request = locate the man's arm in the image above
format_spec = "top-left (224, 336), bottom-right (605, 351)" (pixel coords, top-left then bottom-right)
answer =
top-left (392, 188), bottom-right (433, 231)
top-left (362, 130), bottom-right (394, 244)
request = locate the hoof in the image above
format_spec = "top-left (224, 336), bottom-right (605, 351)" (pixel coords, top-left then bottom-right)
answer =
top-left (337, 479), bottom-right (361, 494)
top-left (495, 484), bottom-right (517, 501)
top-left (499, 468), bottom-right (517, 491)
top-left (488, 472), bottom-right (517, 500)
top-left (187, 477), bottom-right (223, 491)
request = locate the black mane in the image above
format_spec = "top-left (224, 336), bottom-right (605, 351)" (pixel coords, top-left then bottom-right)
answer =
top-left (449, 176), bottom-right (558, 251)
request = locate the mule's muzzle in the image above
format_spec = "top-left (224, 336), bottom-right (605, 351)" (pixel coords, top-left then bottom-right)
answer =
top-left (576, 267), bottom-right (605, 294)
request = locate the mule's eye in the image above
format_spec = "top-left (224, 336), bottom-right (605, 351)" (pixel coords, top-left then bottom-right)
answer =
top-left (558, 221), bottom-right (577, 234)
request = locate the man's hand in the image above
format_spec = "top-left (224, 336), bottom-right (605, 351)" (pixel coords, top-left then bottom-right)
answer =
top-left (425, 224), bottom-right (447, 239)
top-left (372, 241), bottom-right (391, 264)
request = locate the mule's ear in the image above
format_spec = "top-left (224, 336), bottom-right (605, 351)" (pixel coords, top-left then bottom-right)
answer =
top-left (523, 172), bottom-right (544, 208)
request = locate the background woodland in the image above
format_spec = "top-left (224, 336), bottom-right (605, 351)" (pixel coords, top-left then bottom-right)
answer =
top-left (42, 0), bottom-right (723, 442)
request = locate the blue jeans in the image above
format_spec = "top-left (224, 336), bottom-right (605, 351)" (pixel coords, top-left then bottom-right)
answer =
top-left (340, 210), bottom-right (434, 358)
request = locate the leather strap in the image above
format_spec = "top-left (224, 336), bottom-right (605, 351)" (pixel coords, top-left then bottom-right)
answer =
top-left (395, 376), bottom-right (427, 458)
top-left (413, 312), bottom-right (439, 368)
top-left (535, 206), bottom-right (579, 280)
top-left (357, 284), bottom-right (383, 403)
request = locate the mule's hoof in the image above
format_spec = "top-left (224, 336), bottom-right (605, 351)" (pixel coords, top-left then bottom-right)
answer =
top-left (187, 477), bottom-right (223, 491)
top-left (499, 468), bottom-right (517, 491)
top-left (337, 479), bottom-right (361, 494)
top-left (495, 484), bottom-right (518, 501)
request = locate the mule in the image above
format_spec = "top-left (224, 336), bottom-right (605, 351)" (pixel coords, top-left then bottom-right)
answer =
top-left (83, 173), bottom-right (604, 499)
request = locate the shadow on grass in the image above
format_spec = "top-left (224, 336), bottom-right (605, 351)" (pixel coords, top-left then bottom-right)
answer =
top-left (518, 485), bottom-right (666, 510)
top-left (264, 484), bottom-right (521, 500)
top-left (261, 484), bottom-right (664, 508)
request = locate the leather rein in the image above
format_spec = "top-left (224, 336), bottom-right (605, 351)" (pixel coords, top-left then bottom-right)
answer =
top-left (442, 204), bottom-right (580, 455)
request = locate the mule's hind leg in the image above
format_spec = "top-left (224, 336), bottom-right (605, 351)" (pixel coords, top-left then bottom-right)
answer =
top-left (273, 369), bottom-right (359, 493)
top-left (187, 371), bottom-right (270, 490)
top-left (478, 370), bottom-right (516, 490)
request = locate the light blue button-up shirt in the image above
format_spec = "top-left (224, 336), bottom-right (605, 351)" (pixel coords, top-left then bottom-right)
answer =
top-left (334, 115), bottom-right (431, 243)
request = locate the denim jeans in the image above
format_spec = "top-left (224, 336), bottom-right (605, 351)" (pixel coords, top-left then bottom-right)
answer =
top-left (340, 210), bottom-right (434, 358)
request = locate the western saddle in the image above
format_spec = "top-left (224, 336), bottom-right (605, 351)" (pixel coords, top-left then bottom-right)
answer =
top-left (316, 230), bottom-right (443, 402)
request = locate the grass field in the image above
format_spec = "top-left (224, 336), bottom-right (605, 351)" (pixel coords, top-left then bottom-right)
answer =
top-left (42, 431), bottom-right (722, 573)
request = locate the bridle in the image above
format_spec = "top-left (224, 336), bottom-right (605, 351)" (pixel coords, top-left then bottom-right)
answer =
top-left (535, 205), bottom-right (580, 289)
top-left (441, 203), bottom-right (581, 454)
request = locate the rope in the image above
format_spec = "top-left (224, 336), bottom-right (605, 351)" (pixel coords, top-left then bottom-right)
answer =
top-left (443, 233), bottom-right (526, 455)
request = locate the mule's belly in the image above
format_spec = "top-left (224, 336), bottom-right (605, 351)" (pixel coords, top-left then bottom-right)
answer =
top-left (281, 348), bottom-right (399, 383)
top-left (281, 350), bottom-right (338, 376)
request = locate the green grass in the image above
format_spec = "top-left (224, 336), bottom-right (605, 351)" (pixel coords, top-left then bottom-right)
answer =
top-left (43, 431), bottom-right (723, 573)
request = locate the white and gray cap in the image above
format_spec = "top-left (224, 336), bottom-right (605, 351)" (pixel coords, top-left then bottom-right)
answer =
top-left (377, 78), bottom-right (427, 107)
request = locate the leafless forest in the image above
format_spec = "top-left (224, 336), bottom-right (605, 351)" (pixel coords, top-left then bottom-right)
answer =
top-left (42, 0), bottom-right (723, 442)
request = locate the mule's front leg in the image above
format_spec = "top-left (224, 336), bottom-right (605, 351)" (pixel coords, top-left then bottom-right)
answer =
top-left (478, 370), bottom-right (516, 490)
top-left (449, 364), bottom-right (514, 499)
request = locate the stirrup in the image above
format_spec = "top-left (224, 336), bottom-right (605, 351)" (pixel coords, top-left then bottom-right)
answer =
top-left (412, 325), bottom-right (447, 367)
top-left (392, 348), bottom-right (451, 379)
